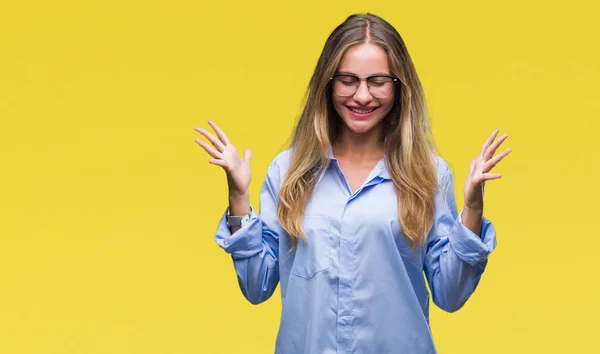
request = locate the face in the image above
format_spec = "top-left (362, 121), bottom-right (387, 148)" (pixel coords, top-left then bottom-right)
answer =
top-left (332, 42), bottom-right (395, 136)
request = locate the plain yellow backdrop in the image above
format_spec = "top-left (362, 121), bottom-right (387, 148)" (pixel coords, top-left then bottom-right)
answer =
top-left (1, 0), bottom-right (598, 353)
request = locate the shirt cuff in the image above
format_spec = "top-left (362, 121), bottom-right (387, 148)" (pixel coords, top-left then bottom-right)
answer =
top-left (214, 207), bottom-right (264, 258)
top-left (448, 210), bottom-right (498, 266)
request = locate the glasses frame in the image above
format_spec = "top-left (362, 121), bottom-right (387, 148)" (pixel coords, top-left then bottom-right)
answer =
top-left (329, 74), bottom-right (399, 98)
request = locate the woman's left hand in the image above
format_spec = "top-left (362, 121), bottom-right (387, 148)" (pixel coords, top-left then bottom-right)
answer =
top-left (463, 129), bottom-right (511, 211)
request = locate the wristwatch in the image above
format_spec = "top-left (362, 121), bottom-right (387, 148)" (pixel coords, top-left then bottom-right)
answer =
top-left (226, 208), bottom-right (251, 228)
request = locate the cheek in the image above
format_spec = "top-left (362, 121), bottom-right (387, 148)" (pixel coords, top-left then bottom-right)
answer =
top-left (379, 97), bottom-right (395, 116)
top-left (332, 96), bottom-right (347, 116)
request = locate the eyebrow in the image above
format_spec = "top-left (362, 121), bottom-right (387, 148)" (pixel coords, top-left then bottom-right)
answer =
top-left (336, 71), bottom-right (392, 76)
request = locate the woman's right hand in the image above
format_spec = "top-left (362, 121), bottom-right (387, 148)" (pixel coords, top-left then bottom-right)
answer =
top-left (195, 121), bottom-right (252, 198)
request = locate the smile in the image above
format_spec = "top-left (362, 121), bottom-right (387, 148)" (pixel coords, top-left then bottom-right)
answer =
top-left (348, 107), bottom-right (377, 114)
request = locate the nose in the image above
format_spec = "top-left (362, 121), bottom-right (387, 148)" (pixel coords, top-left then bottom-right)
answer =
top-left (353, 80), bottom-right (373, 105)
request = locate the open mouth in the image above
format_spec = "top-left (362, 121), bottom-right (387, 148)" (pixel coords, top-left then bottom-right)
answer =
top-left (347, 106), bottom-right (378, 117)
top-left (348, 107), bottom-right (377, 114)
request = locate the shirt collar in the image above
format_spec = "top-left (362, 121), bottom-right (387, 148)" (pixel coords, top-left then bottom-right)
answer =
top-left (325, 145), bottom-right (392, 181)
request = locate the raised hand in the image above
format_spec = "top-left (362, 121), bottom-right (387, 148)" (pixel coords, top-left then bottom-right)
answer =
top-left (463, 129), bottom-right (512, 210)
top-left (195, 121), bottom-right (252, 198)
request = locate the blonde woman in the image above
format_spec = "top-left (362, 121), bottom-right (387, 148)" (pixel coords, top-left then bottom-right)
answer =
top-left (195, 13), bottom-right (510, 354)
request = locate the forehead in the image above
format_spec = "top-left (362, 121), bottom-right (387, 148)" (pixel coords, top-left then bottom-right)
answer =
top-left (337, 42), bottom-right (390, 76)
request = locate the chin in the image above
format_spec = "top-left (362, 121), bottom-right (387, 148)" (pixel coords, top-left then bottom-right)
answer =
top-left (344, 120), bottom-right (379, 134)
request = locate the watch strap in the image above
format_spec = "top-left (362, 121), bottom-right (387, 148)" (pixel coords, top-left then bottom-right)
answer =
top-left (226, 208), bottom-right (251, 227)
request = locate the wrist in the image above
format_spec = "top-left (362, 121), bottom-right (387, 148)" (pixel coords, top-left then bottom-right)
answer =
top-left (461, 204), bottom-right (484, 237)
top-left (228, 189), bottom-right (249, 202)
top-left (228, 191), bottom-right (250, 217)
top-left (463, 203), bottom-right (483, 216)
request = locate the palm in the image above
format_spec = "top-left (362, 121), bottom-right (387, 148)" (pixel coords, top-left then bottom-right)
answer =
top-left (464, 129), bottom-right (511, 209)
top-left (195, 121), bottom-right (252, 196)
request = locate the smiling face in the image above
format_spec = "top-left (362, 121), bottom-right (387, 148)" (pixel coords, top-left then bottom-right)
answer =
top-left (332, 42), bottom-right (396, 137)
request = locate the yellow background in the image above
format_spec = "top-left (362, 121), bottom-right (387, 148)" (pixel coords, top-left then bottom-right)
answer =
top-left (1, 0), bottom-right (598, 353)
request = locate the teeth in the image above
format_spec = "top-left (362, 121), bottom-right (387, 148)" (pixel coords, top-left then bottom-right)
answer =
top-left (350, 107), bottom-right (375, 114)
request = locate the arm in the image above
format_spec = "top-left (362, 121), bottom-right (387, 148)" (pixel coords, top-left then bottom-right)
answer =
top-left (425, 130), bottom-right (510, 312)
top-left (214, 159), bottom-right (283, 304)
top-left (423, 160), bottom-right (497, 313)
top-left (195, 121), bottom-right (284, 305)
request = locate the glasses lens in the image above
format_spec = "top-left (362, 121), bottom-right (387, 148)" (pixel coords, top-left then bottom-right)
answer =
top-left (368, 76), bottom-right (394, 98)
top-left (332, 75), bottom-right (359, 97)
top-left (332, 75), bottom-right (396, 98)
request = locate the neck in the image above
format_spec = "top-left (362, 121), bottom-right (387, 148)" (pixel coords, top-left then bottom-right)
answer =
top-left (333, 124), bottom-right (385, 160)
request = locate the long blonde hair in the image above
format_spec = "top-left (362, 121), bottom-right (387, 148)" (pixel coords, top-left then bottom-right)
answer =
top-left (278, 13), bottom-right (438, 248)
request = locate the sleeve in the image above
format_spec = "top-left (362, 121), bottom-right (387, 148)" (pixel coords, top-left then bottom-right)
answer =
top-left (423, 158), bottom-right (498, 313)
top-left (214, 156), bottom-right (285, 305)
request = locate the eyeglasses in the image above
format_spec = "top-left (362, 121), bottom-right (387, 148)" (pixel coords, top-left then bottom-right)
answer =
top-left (330, 74), bottom-right (399, 98)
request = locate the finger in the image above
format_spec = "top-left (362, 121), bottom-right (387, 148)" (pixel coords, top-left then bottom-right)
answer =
top-left (243, 148), bottom-right (252, 163)
top-left (209, 158), bottom-right (228, 168)
top-left (195, 127), bottom-right (225, 152)
top-left (480, 129), bottom-right (499, 157)
top-left (483, 148), bottom-right (511, 172)
top-left (195, 138), bottom-right (222, 159)
top-left (481, 172), bottom-right (502, 181)
top-left (484, 134), bottom-right (509, 160)
top-left (207, 120), bottom-right (231, 146)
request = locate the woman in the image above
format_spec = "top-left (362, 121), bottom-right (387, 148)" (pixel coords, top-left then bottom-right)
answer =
top-left (195, 13), bottom-right (510, 354)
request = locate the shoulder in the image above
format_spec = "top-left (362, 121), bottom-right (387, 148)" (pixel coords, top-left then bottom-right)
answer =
top-left (269, 149), bottom-right (293, 171)
top-left (433, 155), bottom-right (453, 186)
top-left (265, 149), bottom-right (293, 182)
top-left (433, 155), bottom-right (450, 174)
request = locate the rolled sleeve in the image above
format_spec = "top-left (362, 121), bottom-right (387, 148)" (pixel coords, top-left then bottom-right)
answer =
top-left (215, 207), bottom-right (270, 259)
top-left (448, 210), bottom-right (497, 266)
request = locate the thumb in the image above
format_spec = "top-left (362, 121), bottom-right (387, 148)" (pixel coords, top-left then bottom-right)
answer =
top-left (243, 148), bottom-right (252, 163)
top-left (469, 158), bottom-right (476, 171)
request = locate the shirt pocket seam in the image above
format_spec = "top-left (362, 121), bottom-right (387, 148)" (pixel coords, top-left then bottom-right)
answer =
top-left (290, 216), bottom-right (331, 280)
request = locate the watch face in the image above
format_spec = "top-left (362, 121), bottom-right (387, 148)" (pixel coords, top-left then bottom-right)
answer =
top-left (241, 215), bottom-right (250, 226)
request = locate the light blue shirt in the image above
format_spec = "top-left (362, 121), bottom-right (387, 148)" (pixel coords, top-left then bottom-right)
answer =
top-left (215, 150), bottom-right (497, 353)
